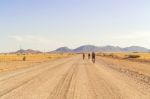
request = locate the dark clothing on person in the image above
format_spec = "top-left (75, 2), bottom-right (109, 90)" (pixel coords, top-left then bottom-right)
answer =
top-left (92, 52), bottom-right (96, 63)
top-left (92, 52), bottom-right (95, 59)
top-left (83, 53), bottom-right (85, 60)
top-left (88, 53), bottom-right (91, 59)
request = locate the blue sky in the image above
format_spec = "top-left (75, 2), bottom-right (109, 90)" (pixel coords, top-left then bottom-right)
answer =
top-left (0, 0), bottom-right (150, 52)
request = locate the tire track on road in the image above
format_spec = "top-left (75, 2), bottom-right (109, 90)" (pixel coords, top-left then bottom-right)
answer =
top-left (0, 58), bottom-right (72, 82)
top-left (47, 59), bottom-right (80, 99)
top-left (85, 60), bottom-right (123, 99)
top-left (92, 58), bottom-right (150, 99)
top-left (0, 57), bottom-right (75, 98)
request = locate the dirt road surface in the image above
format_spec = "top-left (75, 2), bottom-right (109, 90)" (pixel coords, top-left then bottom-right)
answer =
top-left (0, 55), bottom-right (150, 99)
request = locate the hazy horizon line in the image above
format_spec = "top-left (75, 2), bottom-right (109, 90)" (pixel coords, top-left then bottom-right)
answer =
top-left (1, 44), bottom-right (150, 53)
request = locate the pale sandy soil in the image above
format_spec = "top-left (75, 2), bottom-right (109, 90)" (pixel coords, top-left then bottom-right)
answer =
top-left (0, 55), bottom-right (149, 99)
top-left (0, 61), bottom-right (46, 73)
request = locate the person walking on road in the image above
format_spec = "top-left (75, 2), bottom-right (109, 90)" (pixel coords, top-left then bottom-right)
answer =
top-left (92, 52), bottom-right (96, 63)
top-left (88, 53), bottom-right (91, 59)
top-left (83, 53), bottom-right (85, 60)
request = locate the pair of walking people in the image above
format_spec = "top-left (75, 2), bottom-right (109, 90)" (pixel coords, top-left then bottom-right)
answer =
top-left (83, 52), bottom-right (96, 63)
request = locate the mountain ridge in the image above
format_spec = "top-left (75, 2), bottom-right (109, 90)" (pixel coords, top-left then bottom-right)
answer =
top-left (52, 45), bottom-right (150, 53)
top-left (6, 45), bottom-right (150, 54)
top-left (10, 49), bottom-right (42, 54)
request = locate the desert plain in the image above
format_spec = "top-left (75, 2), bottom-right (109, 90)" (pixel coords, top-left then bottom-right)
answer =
top-left (0, 53), bottom-right (149, 99)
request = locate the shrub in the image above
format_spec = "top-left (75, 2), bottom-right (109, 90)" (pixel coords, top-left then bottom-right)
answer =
top-left (23, 56), bottom-right (26, 61)
top-left (109, 53), bottom-right (114, 57)
top-left (133, 52), bottom-right (139, 53)
top-left (127, 55), bottom-right (140, 58)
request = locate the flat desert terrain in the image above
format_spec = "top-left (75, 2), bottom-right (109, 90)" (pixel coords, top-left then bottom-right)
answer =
top-left (0, 54), bottom-right (150, 99)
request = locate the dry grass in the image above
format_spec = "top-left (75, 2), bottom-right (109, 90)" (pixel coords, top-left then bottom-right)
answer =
top-left (97, 52), bottom-right (150, 61)
top-left (0, 53), bottom-right (74, 62)
top-left (0, 53), bottom-right (75, 72)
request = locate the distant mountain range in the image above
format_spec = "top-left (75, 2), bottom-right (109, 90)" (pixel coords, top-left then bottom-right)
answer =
top-left (10, 49), bottom-right (42, 54)
top-left (52, 45), bottom-right (150, 53)
top-left (51, 47), bottom-right (72, 53)
top-left (8, 45), bottom-right (150, 54)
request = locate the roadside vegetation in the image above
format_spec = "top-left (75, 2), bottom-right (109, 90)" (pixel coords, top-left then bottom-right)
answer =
top-left (97, 52), bottom-right (150, 62)
top-left (0, 53), bottom-right (75, 72)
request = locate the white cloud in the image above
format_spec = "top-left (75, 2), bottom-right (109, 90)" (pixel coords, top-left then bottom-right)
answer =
top-left (9, 34), bottom-right (61, 51)
top-left (113, 32), bottom-right (150, 39)
top-left (10, 35), bottom-right (52, 44)
top-left (10, 35), bottom-right (23, 41)
top-left (110, 32), bottom-right (150, 48)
